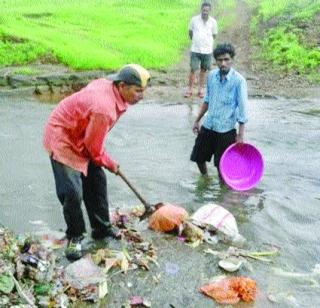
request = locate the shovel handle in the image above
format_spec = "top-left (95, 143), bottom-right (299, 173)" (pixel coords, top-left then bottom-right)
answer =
top-left (117, 170), bottom-right (149, 208)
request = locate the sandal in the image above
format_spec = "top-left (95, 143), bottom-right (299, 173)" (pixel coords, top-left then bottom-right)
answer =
top-left (198, 90), bottom-right (204, 98)
top-left (184, 90), bottom-right (192, 98)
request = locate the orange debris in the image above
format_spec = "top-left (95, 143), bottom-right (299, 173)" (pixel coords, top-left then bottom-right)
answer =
top-left (200, 276), bottom-right (257, 304)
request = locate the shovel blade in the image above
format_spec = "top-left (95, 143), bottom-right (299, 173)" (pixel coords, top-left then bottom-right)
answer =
top-left (139, 203), bottom-right (165, 221)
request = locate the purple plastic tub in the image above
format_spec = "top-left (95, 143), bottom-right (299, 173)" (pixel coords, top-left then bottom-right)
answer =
top-left (219, 143), bottom-right (264, 191)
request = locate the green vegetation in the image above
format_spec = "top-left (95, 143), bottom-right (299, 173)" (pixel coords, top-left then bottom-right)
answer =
top-left (214, 0), bottom-right (236, 32)
top-left (1, 0), bottom-right (318, 79)
top-left (0, 0), bottom-right (200, 70)
top-left (245, 0), bottom-right (320, 79)
top-left (0, 39), bottom-right (47, 67)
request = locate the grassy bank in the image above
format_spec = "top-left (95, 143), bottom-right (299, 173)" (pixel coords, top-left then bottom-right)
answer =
top-left (246, 0), bottom-right (320, 80)
top-left (214, 0), bottom-right (237, 32)
top-left (0, 0), bottom-right (199, 70)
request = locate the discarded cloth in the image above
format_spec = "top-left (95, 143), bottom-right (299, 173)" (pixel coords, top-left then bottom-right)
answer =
top-left (191, 203), bottom-right (245, 245)
top-left (149, 203), bottom-right (189, 233)
top-left (200, 276), bottom-right (257, 304)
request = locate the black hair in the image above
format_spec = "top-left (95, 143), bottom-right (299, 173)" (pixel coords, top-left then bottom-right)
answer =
top-left (113, 80), bottom-right (135, 87)
top-left (201, 1), bottom-right (211, 9)
top-left (213, 43), bottom-right (236, 59)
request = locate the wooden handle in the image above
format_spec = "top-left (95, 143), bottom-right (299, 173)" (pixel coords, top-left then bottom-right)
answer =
top-left (117, 170), bottom-right (149, 208)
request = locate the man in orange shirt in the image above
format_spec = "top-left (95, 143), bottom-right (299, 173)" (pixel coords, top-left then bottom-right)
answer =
top-left (43, 64), bottom-right (150, 260)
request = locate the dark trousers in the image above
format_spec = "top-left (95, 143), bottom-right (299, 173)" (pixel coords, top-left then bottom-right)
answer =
top-left (190, 127), bottom-right (236, 169)
top-left (50, 158), bottom-right (111, 239)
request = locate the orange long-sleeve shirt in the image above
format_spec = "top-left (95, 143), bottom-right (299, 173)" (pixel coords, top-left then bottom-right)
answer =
top-left (43, 79), bottom-right (128, 176)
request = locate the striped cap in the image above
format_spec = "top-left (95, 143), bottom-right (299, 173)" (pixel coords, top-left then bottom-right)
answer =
top-left (108, 64), bottom-right (150, 88)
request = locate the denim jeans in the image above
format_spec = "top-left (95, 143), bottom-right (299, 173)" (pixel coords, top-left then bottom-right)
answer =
top-left (50, 158), bottom-right (111, 239)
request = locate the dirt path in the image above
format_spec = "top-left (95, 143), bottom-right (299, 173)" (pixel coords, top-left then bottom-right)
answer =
top-left (148, 0), bottom-right (319, 101)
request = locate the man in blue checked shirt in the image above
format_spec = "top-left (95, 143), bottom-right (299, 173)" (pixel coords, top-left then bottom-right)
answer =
top-left (190, 43), bottom-right (248, 179)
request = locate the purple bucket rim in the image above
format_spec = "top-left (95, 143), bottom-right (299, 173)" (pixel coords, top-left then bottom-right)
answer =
top-left (219, 143), bottom-right (264, 191)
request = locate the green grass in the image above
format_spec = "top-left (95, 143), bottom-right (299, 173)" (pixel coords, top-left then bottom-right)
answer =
top-left (0, 39), bottom-right (47, 67)
top-left (262, 27), bottom-right (320, 72)
top-left (244, 0), bottom-right (320, 78)
top-left (255, 0), bottom-right (320, 22)
top-left (0, 0), bottom-right (200, 70)
top-left (214, 0), bottom-right (237, 32)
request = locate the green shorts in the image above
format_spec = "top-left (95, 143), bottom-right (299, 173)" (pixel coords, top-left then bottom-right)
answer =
top-left (190, 52), bottom-right (212, 72)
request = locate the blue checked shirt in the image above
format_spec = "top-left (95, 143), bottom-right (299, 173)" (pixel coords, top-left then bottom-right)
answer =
top-left (202, 68), bottom-right (248, 133)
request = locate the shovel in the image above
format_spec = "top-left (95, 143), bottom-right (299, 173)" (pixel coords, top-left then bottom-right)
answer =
top-left (117, 170), bottom-right (160, 221)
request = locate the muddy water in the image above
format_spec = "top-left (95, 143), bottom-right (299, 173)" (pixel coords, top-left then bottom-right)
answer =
top-left (1, 91), bottom-right (320, 307)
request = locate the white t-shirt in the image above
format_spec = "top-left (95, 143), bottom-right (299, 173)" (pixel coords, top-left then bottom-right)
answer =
top-left (189, 14), bottom-right (218, 54)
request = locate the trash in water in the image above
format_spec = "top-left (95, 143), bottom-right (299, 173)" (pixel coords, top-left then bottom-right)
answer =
top-left (165, 262), bottom-right (180, 276)
top-left (129, 295), bottom-right (151, 307)
top-left (190, 203), bottom-right (245, 245)
top-left (0, 227), bottom-right (61, 306)
top-left (272, 264), bottom-right (320, 286)
top-left (203, 231), bottom-right (218, 245)
top-left (218, 258), bottom-right (243, 272)
top-left (130, 295), bottom-right (144, 305)
top-left (176, 236), bottom-right (186, 242)
top-left (64, 256), bottom-right (108, 302)
top-left (205, 246), bottom-right (279, 268)
top-left (0, 221), bottom-right (158, 306)
top-left (149, 203), bottom-right (189, 233)
top-left (130, 204), bottom-right (146, 218)
top-left (34, 230), bottom-right (66, 250)
top-left (29, 220), bottom-right (45, 226)
top-left (267, 291), bottom-right (299, 306)
top-left (111, 207), bottom-right (130, 228)
top-left (200, 276), bottom-right (257, 304)
top-left (0, 273), bottom-right (14, 294)
top-left (179, 221), bottom-right (204, 243)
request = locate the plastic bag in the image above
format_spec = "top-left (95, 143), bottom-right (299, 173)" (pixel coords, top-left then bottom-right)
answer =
top-left (148, 203), bottom-right (189, 233)
top-left (191, 203), bottom-right (244, 245)
top-left (180, 221), bottom-right (204, 243)
top-left (64, 256), bottom-right (108, 302)
top-left (200, 276), bottom-right (257, 304)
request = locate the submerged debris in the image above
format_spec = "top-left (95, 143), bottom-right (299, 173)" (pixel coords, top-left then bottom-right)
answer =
top-left (64, 256), bottom-right (108, 302)
top-left (218, 258), bottom-right (243, 272)
top-left (204, 246), bottom-right (280, 265)
top-left (0, 212), bottom-right (158, 306)
top-left (191, 203), bottom-right (246, 246)
top-left (200, 276), bottom-right (257, 304)
top-left (0, 226), bottom-right (66, 307)
top-left (148, 203), bottom-right (189, 232)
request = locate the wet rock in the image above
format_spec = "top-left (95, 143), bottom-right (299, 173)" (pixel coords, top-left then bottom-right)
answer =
top-left (37, 75), bottom-right (68, 87)
top-left (0, 76), bottom-right (8, 86)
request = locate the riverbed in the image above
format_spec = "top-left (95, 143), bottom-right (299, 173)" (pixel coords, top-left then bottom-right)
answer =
top-left (1, 91), bottom-right (319, 307)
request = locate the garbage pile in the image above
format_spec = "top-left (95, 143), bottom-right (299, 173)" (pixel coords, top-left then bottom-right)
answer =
top-left (0, 226), bottom-right (67, 307)
top-left (148, 202), bottom-right (246, 247)
top-left (0, 211), bottom-right (157, 307)
top-left (147, 202), bottom-right (281, 305)
top-left (0, 201), bottom-right (282, 306)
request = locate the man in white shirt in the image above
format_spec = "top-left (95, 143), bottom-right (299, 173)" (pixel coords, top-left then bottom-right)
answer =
top-left (185, 2), bottom-right (218, 98)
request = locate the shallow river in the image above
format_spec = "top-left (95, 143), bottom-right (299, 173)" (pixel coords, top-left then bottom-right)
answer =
top-left (0, 91), bottom-right (319, 307)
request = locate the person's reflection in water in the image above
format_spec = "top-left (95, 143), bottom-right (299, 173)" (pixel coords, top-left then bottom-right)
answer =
top-left (217, 186), bottom-right (265, 223)
top-left (194, 175), bottom-right (214, 201)
top-left (194, 175), bottom-right (265, 219)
